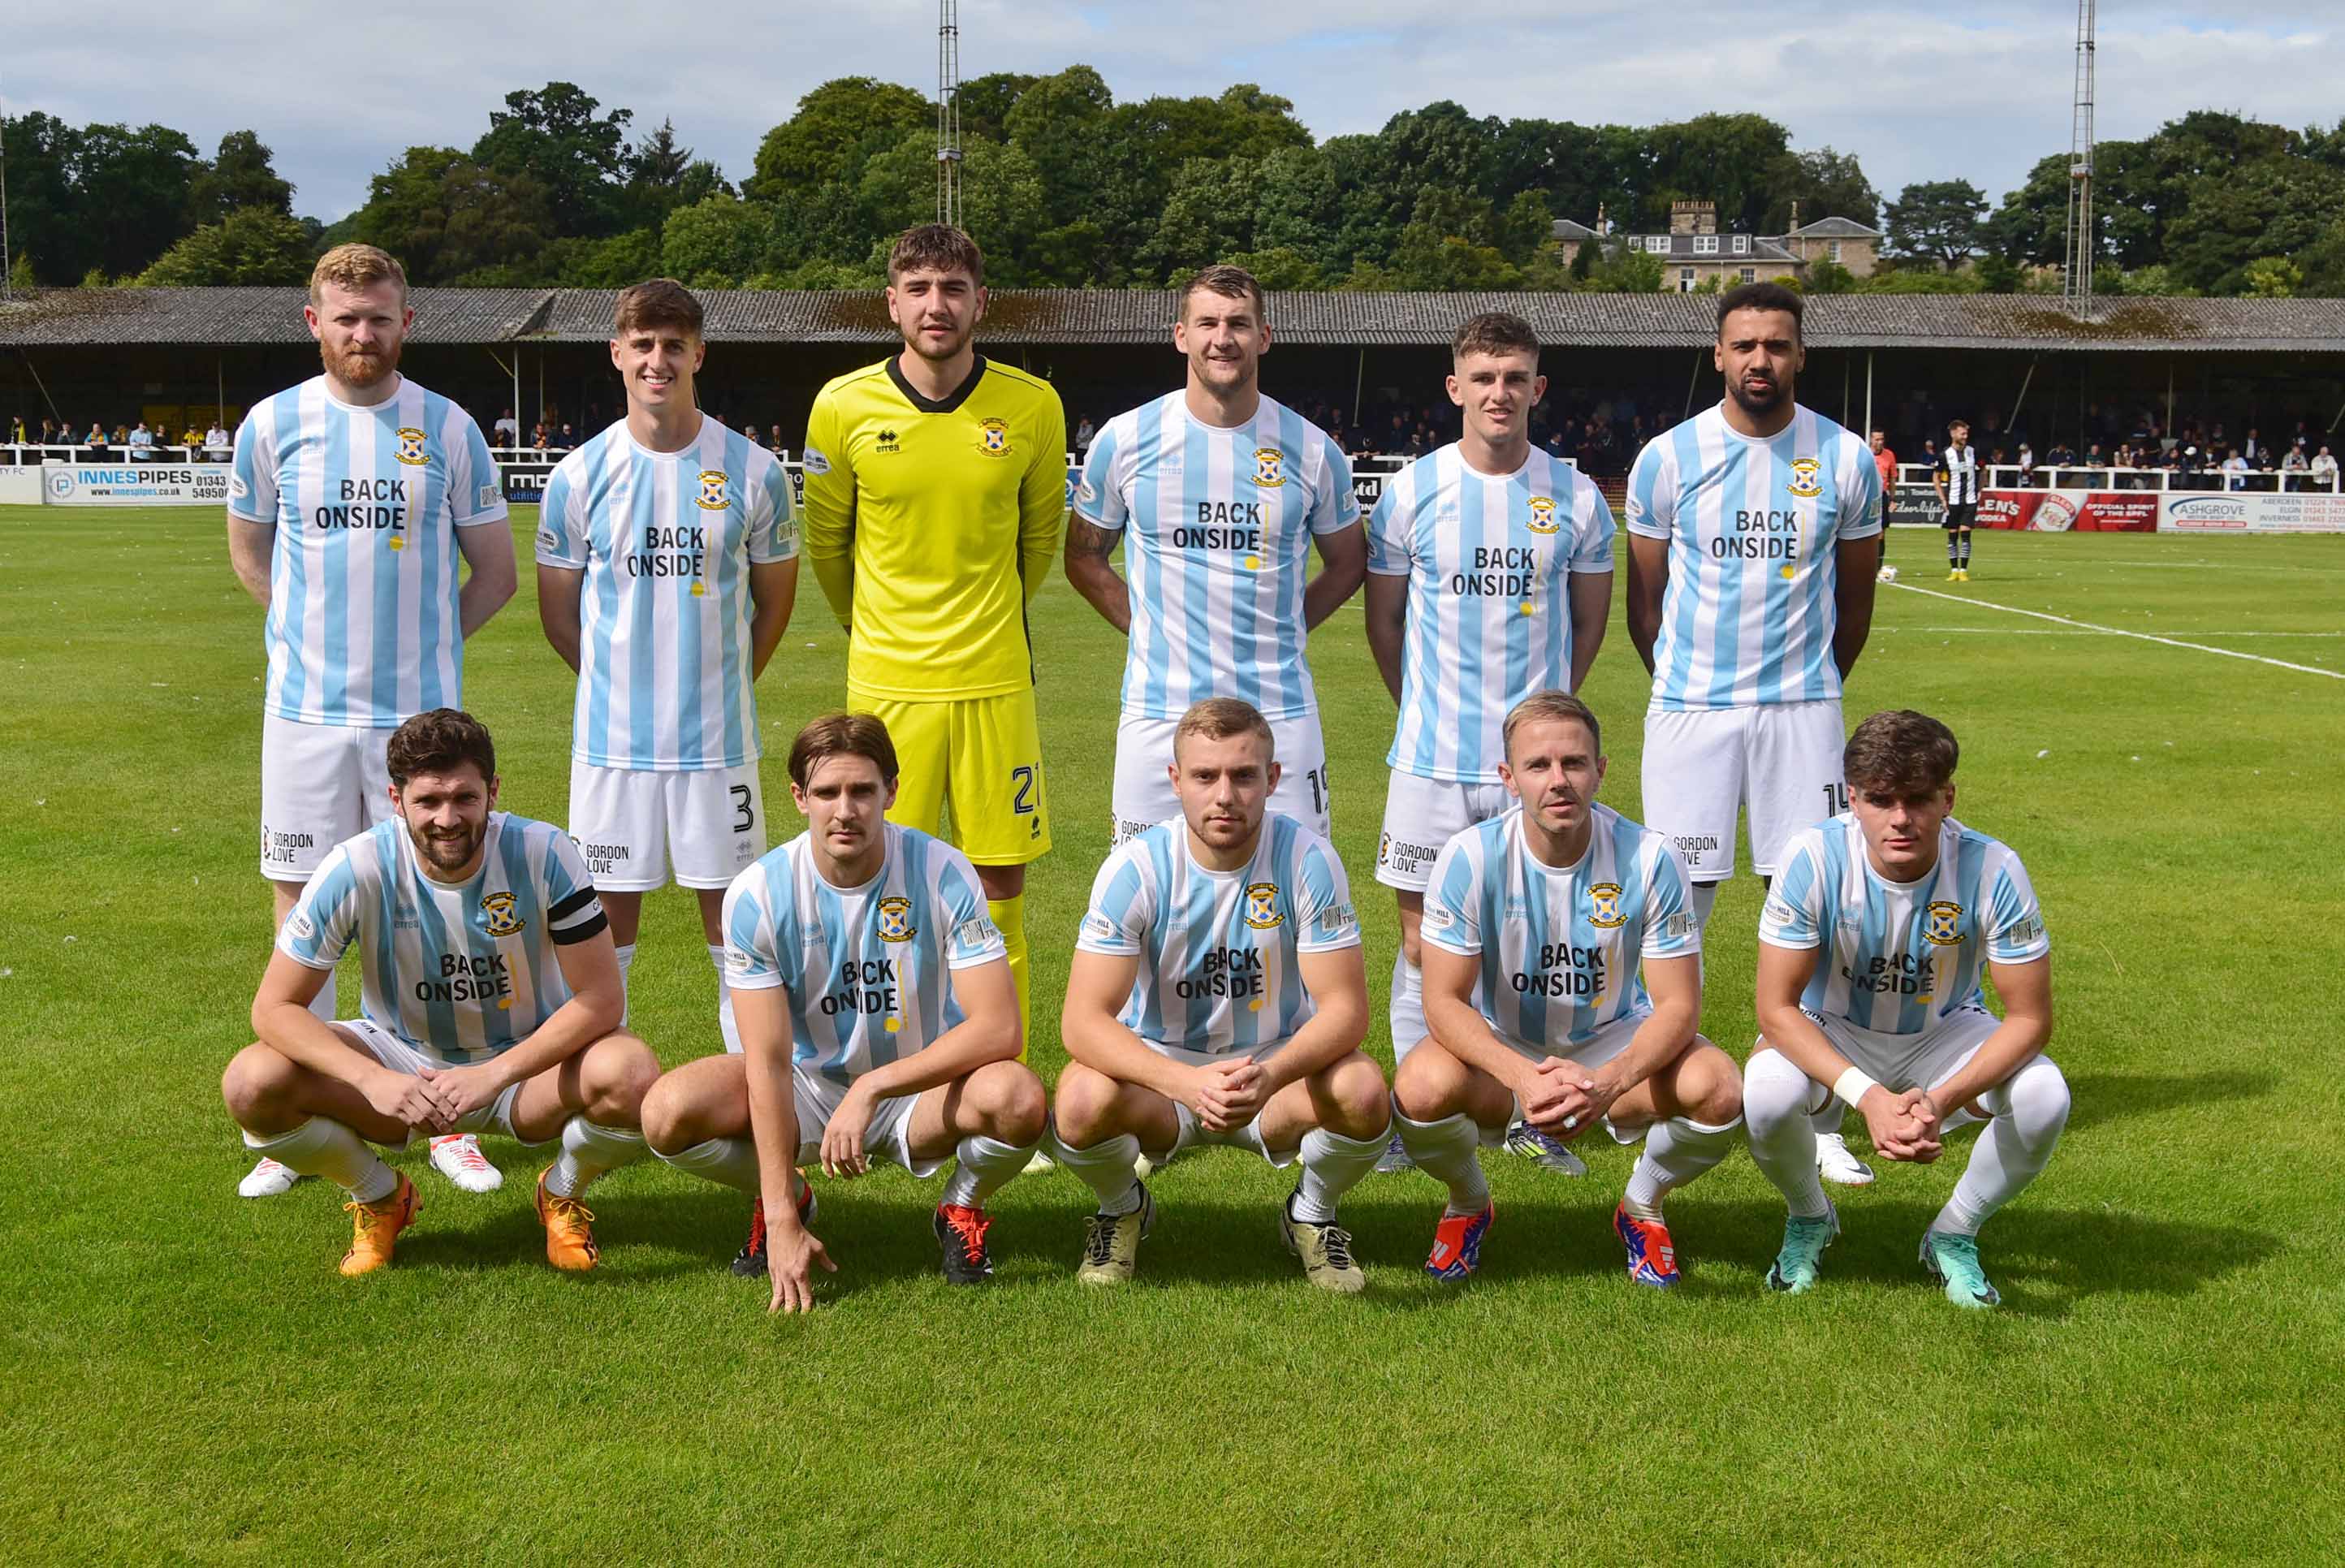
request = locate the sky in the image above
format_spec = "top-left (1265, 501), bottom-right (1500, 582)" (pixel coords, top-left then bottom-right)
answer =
top-left (6, 2), bottom-right (2337, 224)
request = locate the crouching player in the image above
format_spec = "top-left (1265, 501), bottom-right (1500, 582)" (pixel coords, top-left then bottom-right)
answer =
top-left (1749, 710), bottom-right (2065, 1309)
top-left (1054, 698), bottom-right (1388, 1292)
top-left (1393, 693), bottom-right (1743, 1286)
top-left (640, 715), bottom-right (1045, 1308)
top-left (221, 709), bottom-right (656, 1276)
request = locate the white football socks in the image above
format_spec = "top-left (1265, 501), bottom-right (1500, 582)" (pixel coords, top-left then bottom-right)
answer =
top-left (1395, 1108), bottom-right (1490, 1216)
top-left (244, 1117), bottom-right (395, 1203)
top-left (1389, 951), bottom-right (1429, 1068)
top-left (656, 1134), bottom-right (762, 1194)
top-left (1744, 1048), bottom-right (1831, 1220)
top-left (1053, 1129), bottom-right (1143, 1216)
top-left (940, 1134), bottom-right (1035, 1210)
top-left (543, 1117), bottom-right (647, 1199)
top-left (1292, 1122), bottom-right (1390, 1225)
top-left (1689, 881), bottom-right (1720, 931)
top-left (612, 943), bottom-right (637, 1026)
top-left (707, 944), bottom-right (743, 1055)
top-left (1622, 1114), bottom-right (1742, 1221)
top-left (1933, 1056), bottom-right (2071, 1236)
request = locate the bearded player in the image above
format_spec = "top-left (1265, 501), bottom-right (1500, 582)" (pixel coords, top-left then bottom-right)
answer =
top-left (1065, 263), bottom-right (1363, 844)
top-left (227, 244), bottom-right (517, 1203)
top-left (801, 225), bottom-right (1066, 1033)
top-left (220, 710), bottom-right (655, 1276)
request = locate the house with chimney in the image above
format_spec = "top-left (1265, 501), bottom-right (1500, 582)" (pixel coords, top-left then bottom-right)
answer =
top-left (1553, 201), bottom-right (1882, 291)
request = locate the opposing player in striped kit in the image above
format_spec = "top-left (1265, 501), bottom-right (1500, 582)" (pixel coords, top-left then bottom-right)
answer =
top-left (1054, 699), bottom-right (1388, 1292)
top-left (1393, 693), bottom-right (1743, 1285)
top-left (1363, 312), bottom-right (1615, 1174)
top-left (535, 279), bottom-right (798, 1062)
top-left (640, 715), bottom-right (1044, 1305)
top-left (1065, 264), bottom-right (1365, 844)
top-left (1623, 282), bottom-right (1882, 1187)
top-left (227, 244), bottom-right (518, 1201)
top-left (220, 711), bottom-right (656, 1276)
top-left (1748, 711), bottom-right (2066, 1309)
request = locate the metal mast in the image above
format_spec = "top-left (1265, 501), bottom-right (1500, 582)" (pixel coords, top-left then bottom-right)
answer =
top-left (1, 58), bottom-right (15, 299)
top-left (2062, 0), bottom-right (2097, 309)
top-left (935, 0), bottom-right (962, 227)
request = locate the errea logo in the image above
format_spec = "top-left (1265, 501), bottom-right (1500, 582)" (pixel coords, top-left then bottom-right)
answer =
top-left (875, 429), bottom-right (901, 454)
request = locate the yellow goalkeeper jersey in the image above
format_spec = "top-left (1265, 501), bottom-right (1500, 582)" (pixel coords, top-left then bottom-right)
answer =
top-left (801, 355), bottom-right (1068, 701)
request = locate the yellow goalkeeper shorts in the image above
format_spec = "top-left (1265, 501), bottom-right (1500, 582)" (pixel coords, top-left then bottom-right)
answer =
top-left (849, 688), bottom-right (1051, 866)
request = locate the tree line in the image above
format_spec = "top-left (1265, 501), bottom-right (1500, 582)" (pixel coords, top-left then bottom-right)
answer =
top-left (5, 74), bottom-right (2340, 297)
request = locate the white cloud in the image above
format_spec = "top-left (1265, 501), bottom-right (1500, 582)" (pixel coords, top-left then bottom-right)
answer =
top-left (3, 2), bottom-right (2332, 220)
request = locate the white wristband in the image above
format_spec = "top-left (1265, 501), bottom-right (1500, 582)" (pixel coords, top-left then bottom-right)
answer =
top-left (1832, 1067), bottom-right (1879, 1108)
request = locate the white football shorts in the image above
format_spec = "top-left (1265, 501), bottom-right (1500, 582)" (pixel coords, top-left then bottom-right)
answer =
top-left (260, 714), bottom-right (394, 882)
top-left (1375, 772), bottom-right (1514, 892)
top-left (1111, 709), bottom-right (1331, 845)
top-left (332, 1017), bottom-right (533, 1144)
top-left (1479, 1011), bottom-right (1656, 1147)
top-left (786, 1063), bottom-right (941, 1177)
top-left (568, 760), bottom-right (765, 891)
top-left (1640, 701), bottom-right (1846, 882)
top-left (1760, 1004), bottom-right (2006, 1122)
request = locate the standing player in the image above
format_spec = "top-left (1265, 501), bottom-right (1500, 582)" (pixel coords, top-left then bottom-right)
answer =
top-left (801, 224), bottom-right (1066, 1030)
top-left (1933, 418), bottom-right (1980, 581)
top-left (639, 715), bottom-right (1046, 1304)
top-left (1748, 711), bottom-right (2066, 1309)
top-left (1393, 693), bottom-right (1741, 1285)
top-left (226, 244), bottom-right (517, 1201)
top-left (1363, 312), bottom-right (1614, 1173)
top-left (1053, 699), bottom-right (1388, 1292)
top-left (219, 710), bottom-right (657, 1275)
top-left (1065, 263), bottom-right (1364, 844)
top-left (535, 279), bottom-right (798, 1058)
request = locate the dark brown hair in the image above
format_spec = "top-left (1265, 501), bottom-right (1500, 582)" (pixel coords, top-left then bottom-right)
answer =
top-left (614, 278), bottom-right (704, 339)
top-left (788, 712), bottom-right (900, 788)
top-left (1843, 710), bottom-right (1960, 796)
top-left (387, 708), bottom-right (496, 786)
top-left (1452, 311), bottom-right (1540, 362)
top-left (888, 224), bottom-right (984, 286)
top-left (1181, 264), bottom-right (1267, 323)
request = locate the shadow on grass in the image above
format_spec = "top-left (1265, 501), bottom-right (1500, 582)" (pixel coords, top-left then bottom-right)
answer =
top-left (2060, 1069), bottom-right (2280, 1135)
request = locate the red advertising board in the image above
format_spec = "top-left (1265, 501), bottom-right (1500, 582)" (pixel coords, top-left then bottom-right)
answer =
top-left (1978, 489), bottom-right (2159, 532)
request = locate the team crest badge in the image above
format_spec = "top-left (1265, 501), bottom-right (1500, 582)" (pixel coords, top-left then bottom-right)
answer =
top-left (395, 427), bottom-right (428, 466)
top-left (1923, 901), bottom-right (1964, 946)
top-left (1588, 882), bottom-right (1625, 929)
top-left (1377, 832), bottom-right (1392, 867)
top-left (696, 470), bottom-right (729, 511)
top-left (1526, 495), bottom-right (1560, 534)
top-left (1252, 447), bottom-right (1285, 488)
top-left (482, 892), bottom-right (525, 937)
top-left (1244, 883), bottom-right (1283, 929)
top-left (979, 418), bottom-right (1011, 456)
top-left (1786, 456), bottom-right (1823, 499)
top-left (878, 896), bottom-right (916, 942)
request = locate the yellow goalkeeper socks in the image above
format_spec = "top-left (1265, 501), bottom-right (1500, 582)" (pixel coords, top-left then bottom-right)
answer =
top-left (987, 894), bottom-right (1030, 1053)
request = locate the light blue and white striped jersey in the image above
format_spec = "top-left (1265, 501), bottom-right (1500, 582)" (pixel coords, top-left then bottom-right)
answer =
top-left (1073, 392), bottom-right (1360, 719)
top-left (1420, 802), bottom-right (1698, 1054)
top-left (1759, 814), bottom-right (2049, 1043)
top-left (535, 417), bottom-right (797, 770)
top-left (1077, 812), bottom-right (1360, 1056)
top-left (1623, 404), bottom-right (1881, 712)
top-left (1367, 443), bottom-right (1615, 782)
top-left (722, 823), bottom-right (1005, 1087)
top-left (231, 375), bottom-right (505, 728)
top-left (278, 813), bottom-right (607, 1066)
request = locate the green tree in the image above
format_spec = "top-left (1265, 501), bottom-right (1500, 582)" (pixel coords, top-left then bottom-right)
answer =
top-left (1804, 258), bottom-right (1857, 295)
top-left (472, 81), bottom-right (634, 237)
top-left (2241, 256), bottom-right (2303, 297)
top-left (1590, 240), bottom-right (1663, 292)
top-left (2164, 156), bottom-right (2345, 294)
top-left (1219, 247), bottom-right (1328, 290)
top-left (954, 72), bottom-right (1037, 144)
top-left (189, 131), bottom-right (293, 222)
top-left (659, 193), bottom-right (773, 287)
top-left (1764, 147), bottom-right (1878, 231)
top-left (136, 206), bottom-right (314, 285)
top-left (556, 228), bottom-right (663, 287)
top-left (1884, 179), bottom-right (1987, 266)
top-left (856, 132), bottom-right (1048, 281)
top-left (1250, 145), bottom-right (1342, 270)
top-left (348, 146), bottom-right (555, 283)
top-left (0, 111), bottom-right (86, 283)
top-left (1643, 113), bottom-right (1790, 231)
top-left (752, 77), bottom-right (933, 203)
top-left (73, 123), bottom-right (206, 279)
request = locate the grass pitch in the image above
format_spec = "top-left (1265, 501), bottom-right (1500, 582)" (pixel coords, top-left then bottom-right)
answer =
top-left (2, 506), bottom-right (2342, 1562)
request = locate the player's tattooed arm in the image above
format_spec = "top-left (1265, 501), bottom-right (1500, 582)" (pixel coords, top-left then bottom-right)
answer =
top-left (1624, 533), bottom-right (1669, 675)
top-left (1063, 516), bottom-right (1131, 633)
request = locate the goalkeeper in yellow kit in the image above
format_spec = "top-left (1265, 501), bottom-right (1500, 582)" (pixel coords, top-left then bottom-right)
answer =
top-left (801, 224), bottom-right (1067, 1030)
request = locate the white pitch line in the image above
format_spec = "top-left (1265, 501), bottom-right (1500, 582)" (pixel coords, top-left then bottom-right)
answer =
top-left (1884, 582), bottom-right (2345, 680)
top-left (1906, 626), bottom-right (2343, 637)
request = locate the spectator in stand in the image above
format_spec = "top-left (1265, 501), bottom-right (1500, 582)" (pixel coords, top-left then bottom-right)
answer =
top-left (2016, 441), bottom-right (2036, 487)
top-left (129, 421), bottom-right (155, 462)
top-left (2254, 447), bottom-right (2278, 491)
top-left (493, 407), bottom-right (520, 446)
top-left (2243, 427), bottom-right (2261, 462)
top-left (557, 422), bottom-right (575, 450)
top-left (84, 421), bottom-right (106, 451)
top-left (2221, 448), bottom-right (2248, 491)
top-left (766, 424), bottom-right (785, 452)
top-left (207, 421), bottom-right (232, 461)
top-left (2311, 446), bottom-right (2339, 492)
top-left (1073, 413), bottom-right (1095, 460)
top-left (2280, 443), bottom-right (2308, 490)
top-left (10, 415), bottom-right (25, 445)
top-left (530, 423), bottom-right (548, 451)
top-left (38, 417), bottom-right (57, 445)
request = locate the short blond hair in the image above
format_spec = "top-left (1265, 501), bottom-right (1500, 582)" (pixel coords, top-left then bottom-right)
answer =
top-left (1502, 690), bottom-right (1602, 758)
top-left (1173, 697), bottom-right (1274, 762)
top-left (309, 243), bottom-right (408, 306)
